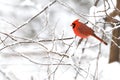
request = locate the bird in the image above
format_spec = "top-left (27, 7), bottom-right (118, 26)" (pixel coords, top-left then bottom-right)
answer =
top-left (70, 19), bottom-right (107, 45)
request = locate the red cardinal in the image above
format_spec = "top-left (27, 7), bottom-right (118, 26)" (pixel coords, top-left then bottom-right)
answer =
top-left (71, 19), bottom-right (107, 45)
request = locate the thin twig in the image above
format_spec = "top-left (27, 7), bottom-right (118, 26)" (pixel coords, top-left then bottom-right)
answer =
top-left (1, 0), bottom-right (57, 43)
top-left (94, 0), bottom-right (100, 6)
top-left (0, 41), bottom-right (48, 51)
top-left (39, 37), bottom-right (74, 42)
top-left (10, 0), bottom-right (57, 34)
top-left (47, 40), bottom-right (74, 77)
top-left (0, 32), bottom-right (17, 41)
top-left (17, 51), bottom-right (70, 65)
top-left (94, 43), bottom-right (101, 80)
top-left (0, 69), bottom-right (11, 80)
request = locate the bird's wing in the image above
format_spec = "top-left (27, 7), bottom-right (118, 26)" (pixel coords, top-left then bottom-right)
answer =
top-left (78, 23), bottom-right (94, 35)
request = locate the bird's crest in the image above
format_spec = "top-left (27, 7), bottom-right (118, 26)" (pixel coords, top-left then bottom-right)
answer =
top-left (73, 19), bottom-right (79, 23)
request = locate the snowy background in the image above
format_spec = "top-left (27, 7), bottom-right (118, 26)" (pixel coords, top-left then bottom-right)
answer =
top-left (0, 0), bottom-right (119, 80)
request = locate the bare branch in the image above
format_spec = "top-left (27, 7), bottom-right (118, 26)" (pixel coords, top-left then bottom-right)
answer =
top-left (0, 69), bottom-right (11, 80)
top-left (94, 0), bottom-right (100, 6)
top-left (10, 0), bottom-right (57, 34)
top-left (38, 37), bottom-right (74, 42)
top-left (0, 32), bottom-right (17, 41)
top-left (0, 41), bottom-right (48, 51)
top-left (0, 0), bottom-right (57, 44)
top-left (17, 51), bottom-right (70, 65)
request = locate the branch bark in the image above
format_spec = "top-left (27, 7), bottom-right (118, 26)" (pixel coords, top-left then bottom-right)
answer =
top-left (109, 27), bottom-right (120, 63)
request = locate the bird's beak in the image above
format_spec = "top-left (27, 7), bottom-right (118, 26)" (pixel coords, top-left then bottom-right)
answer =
top-left (70, 23), bottom-right (75, 28)
top-left (70, 24), bottom-right (73, 27)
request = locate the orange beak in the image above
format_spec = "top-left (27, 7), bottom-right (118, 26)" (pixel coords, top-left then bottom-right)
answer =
top-left (70, 24), bottom-right (73, 27)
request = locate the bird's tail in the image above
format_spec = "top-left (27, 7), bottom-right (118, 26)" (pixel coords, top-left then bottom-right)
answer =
top-left (92, 34), bottom-right (108, 45)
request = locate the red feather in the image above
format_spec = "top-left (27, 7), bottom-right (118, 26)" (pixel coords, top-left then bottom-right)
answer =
top-left (71, 19), bottom-right (107, 45)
